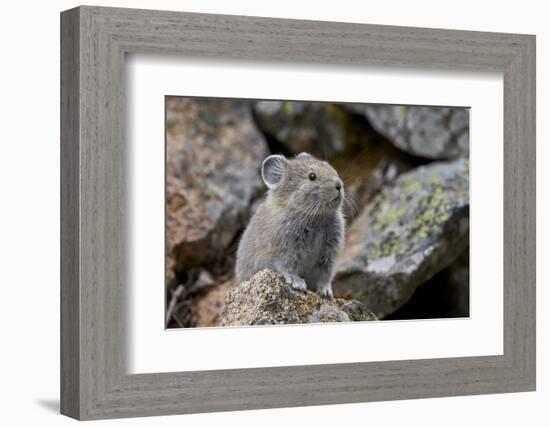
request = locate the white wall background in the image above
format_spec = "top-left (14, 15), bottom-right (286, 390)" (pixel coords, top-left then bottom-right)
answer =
top-left (0, 0), bottom-right (546, 425)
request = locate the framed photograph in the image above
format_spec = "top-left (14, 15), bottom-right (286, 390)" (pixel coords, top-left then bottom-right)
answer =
top-left (60, 6), bottom-right (536, 420)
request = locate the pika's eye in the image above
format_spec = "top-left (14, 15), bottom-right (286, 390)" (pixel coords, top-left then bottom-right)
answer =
top-left (308, 172), bottom-right (316, 181)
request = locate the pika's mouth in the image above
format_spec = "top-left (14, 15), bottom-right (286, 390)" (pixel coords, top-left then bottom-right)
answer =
top-left (324, 194), bottom-right (342, 208)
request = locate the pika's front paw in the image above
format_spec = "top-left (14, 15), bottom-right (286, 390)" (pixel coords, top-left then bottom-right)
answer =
top-left (284, 274), bottom-right (307, 292)
top-left (316, 283), bottom-right (334, 299)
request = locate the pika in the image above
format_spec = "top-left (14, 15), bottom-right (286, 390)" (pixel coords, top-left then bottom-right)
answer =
top-left (235, 152), bottom-right (345, 298)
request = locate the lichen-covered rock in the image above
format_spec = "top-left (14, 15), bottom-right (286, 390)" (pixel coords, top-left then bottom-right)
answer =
top-left (347, 105), bottom-right (469, 160)
top-left (166, 97), bottom-right (269, 287)
top-left (220, 269), bottom-right (377, 326)
top-left (253, 101), bottom-right (357, 158)
top-left (333, 158), bottom-right (469, 318)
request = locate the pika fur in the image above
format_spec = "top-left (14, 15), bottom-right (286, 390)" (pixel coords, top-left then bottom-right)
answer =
top-left (235, 152), bottom-right (345, 298)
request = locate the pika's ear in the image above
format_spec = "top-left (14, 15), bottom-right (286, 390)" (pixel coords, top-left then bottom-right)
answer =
top-left (261, 155), bottom-right (287, 189)
top-left (296, 152), bottom-right (313, 160)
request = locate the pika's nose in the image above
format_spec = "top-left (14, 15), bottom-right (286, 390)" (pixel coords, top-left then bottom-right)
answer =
top-left (335, 182), bottom-right (342, 192)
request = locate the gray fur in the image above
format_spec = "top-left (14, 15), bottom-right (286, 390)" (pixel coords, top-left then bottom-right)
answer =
top-left (236, 153), bottom-right (345, 298)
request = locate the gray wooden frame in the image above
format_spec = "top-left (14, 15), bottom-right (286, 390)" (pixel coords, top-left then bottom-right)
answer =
top-left (60, 5), bottom-right (536, 420)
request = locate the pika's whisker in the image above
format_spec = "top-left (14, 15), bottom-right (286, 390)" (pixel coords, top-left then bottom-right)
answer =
top-left (344, 192), bottom-right (360, 217)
